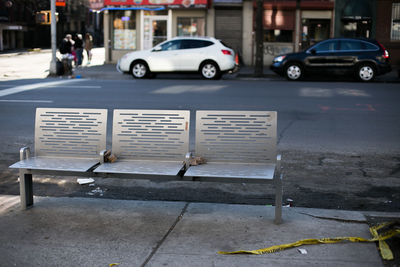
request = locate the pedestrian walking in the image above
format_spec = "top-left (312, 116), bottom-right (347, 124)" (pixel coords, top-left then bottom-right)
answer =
top-left (84, 33), bottom-right (93, 64)
top-left (74, 34), bottom-right (84, 67)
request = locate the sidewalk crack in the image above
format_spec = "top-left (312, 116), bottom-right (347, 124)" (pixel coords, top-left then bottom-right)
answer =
top-left (141, 202), bottom-right (190, 267)
top-left (278, 120), bottom-right (295, 145)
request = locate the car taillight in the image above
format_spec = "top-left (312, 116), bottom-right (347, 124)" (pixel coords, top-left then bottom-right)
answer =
top-left (383, 50), bottom-right (389, 59)
top-left (221, 49), bottom-right (232, 55)
top-left (377, 41), bottom-right (390, 59)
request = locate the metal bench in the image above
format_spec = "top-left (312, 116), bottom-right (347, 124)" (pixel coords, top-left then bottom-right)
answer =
top-left (94, 109), bottom-right (190, 176)
top-left (9, 108), bottom-right (282, 224)
top-left (9, 108), bottom-right (108, 209)
top-left (184, 110), bottom-right (282, 224)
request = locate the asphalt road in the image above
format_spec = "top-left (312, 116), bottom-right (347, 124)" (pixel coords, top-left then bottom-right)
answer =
top-left (0, 77), bottom-right (399, 211)
top-left (0, 78), bottom-right (399, 153)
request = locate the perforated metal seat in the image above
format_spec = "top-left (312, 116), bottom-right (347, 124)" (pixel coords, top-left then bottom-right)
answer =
top-left (94, 110), bottom-right (190, 176)
top-left (184, 163), bottom-right (276, 181)
top-left (185, 110), bottom-right (278, 181)
top-left (9, 157), bottom-right (101, 172)
top-left (184, 110), bottom-right (282, 224)
top-left (9, 108), bottom-right (107, 172)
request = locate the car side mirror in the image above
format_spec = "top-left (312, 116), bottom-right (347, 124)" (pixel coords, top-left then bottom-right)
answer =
top-left (310, 49), bottom-right (316, 55)
top-left (152, 46), bottom-right (162, 52)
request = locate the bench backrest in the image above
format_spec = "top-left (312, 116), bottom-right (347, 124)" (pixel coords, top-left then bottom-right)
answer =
top-left (195, 110), bottom-right (277, 164)
top-left (35, 108), bottom-right (107, 158)
top-left (112, 109), bottom-right (190, 161)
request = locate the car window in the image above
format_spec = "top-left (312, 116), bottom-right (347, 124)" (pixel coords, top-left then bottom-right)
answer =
top-left (219, 40), bottom-right (232, 49)
top-left (340, 40), bottom-right (362, 51)
top-left (312, 40), bottom-right (339, 52)
top-left (362, 41), bottom-right (379, 51)
top-left (181, 40), bottom-right (214, 49)
top-left (160, 40), bottom-right (181, 51)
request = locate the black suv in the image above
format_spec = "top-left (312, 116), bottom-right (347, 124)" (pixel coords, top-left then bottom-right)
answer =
top-left (270, 38), bottom-right (391, 82)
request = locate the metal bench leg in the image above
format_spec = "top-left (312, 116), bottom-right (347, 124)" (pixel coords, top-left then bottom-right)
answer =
top-left (19, 170), bottom-right (33, 210)
top-left (274, 173), bottom-right (283, 224)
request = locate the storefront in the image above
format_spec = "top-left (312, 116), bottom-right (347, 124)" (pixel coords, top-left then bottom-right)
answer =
top-left (259, 0), bottom-right (334, 65)
top-left (103, 0), bottom-right (209, 63)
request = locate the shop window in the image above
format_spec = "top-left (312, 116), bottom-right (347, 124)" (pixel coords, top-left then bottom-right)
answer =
top-left (113, 11), bottom-right (136, 50)
top-left (264, 30), bottom-right (292, 42)
top-left (301, 19), bottom-right (330, 49)
top-left (177, 17), bottom-right (205, 37)
top-left (392, 3), bottom-right (400, 40)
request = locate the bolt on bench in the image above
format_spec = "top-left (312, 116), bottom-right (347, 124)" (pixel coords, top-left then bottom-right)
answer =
top-left (9, 108), bottom-right (282, 224)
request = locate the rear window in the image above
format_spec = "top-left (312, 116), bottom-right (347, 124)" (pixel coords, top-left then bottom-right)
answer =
top-left (340, 40), bottom-right (362, 51)
top-left (219, 40), bottom-right (232, 49)
top-left (362, 41), bottom-right (379, 50)
top-left (181, 40), bottom-right (214, 49)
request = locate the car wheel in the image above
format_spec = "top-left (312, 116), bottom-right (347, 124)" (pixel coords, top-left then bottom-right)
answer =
top-left (131, 61), bottom-right (150, 79)
top-left (357, 64), bottom-right (375, 82)
top-left (200, 62), bottom-right (220, 79)
top-left (285, 63), bottom-right (303, 81)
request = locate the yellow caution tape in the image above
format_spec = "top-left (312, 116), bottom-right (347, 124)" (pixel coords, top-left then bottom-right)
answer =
top-left (109, 264), bottom-right (120, 267)
top-left (218, 222), bottom-right (400, 260)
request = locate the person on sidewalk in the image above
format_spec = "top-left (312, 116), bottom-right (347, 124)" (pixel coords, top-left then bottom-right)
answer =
top-left (59, 34), bottom-right (73, 55)
top-left (84, 33), bottom-right (93, 64)
top-left (59, 34), bottom-right (74, 75)
top-left (74, 34), bottom-right (84, 67)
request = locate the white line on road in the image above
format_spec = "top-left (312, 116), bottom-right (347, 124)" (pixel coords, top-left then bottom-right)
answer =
top-left (45, 85), bottom-right (101, 88)
top-left (0, 79), bottom-right (86, 98)
top-left (0, 100), bottom-right (54, 103)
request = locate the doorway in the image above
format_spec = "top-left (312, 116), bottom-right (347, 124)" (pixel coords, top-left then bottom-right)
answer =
top-left (143, 16), bottom-right (168, 50)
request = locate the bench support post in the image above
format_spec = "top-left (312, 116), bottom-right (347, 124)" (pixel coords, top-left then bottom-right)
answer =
top-left (274, 154), bottom-right (283, 224)
top-left (18, 147), bottom-right (33, 209)
top-left (19, 170), bottom-right (33, 209)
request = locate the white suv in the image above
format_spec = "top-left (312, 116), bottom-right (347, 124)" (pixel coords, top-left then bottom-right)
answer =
top-left (117, 37), bottom-right (236, 79)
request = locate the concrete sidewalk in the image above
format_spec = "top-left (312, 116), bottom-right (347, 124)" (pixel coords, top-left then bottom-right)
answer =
top-left (0, 194), bottom-right (391, 266)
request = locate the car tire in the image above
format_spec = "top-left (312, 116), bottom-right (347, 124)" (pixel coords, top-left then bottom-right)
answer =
top-left (357, 63), bottom-right (375, 82)
top-left (200, 62), bottom-right (221, 80)
top-left (285, 63), bottom-right (303, 81)
top-left (131, 61), bottom-right (151, 79)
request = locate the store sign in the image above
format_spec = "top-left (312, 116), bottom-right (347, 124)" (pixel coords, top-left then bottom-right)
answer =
top-left (89, 0), bottom-right (104, 9)
top-left (104, 0), bottom-right (207, 8)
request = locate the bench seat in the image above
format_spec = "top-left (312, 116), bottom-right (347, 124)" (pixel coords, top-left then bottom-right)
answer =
top-left (94, 160), bottom-right (185, 176)
top-left (184, 162), bottom-right (276, 181)
top-left (9, 156), bottom-right (100, 172)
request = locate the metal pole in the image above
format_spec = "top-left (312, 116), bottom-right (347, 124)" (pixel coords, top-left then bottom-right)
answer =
top-left (254, 0), bottom-right (264, 77)
top-left (49, 0), bottom-right (57, 75)
top-left (294, 0), bottom-right (301, 52)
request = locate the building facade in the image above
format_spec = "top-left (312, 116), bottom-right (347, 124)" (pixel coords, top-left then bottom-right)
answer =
top-left (103, 0), bottom-right (211, 63)
top-left (242, 0), bottom-right (335, 66)
top-left (101, 0), bottom-right (399, 68)
top-left (376, 0), bottom-right (400, 68)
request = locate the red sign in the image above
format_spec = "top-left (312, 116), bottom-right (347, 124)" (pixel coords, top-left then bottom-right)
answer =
top-left (104, 0), bottom-right (207, 7)
top-left (89, 0), bottom-right (104, 9)
top-left (56, 0), bottom-right (66, 7)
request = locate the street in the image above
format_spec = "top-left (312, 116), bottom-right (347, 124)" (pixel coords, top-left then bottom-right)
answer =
top-left (0, 50), bottom-right (400, 212)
